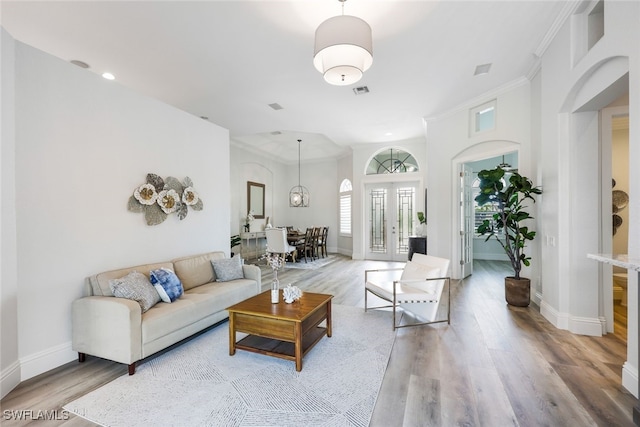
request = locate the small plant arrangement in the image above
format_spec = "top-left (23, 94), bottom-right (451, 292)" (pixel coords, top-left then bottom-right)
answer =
top-left (230, 235), bottom-right (241, 257)
top-left (244, 210), bottom-right (255, 232)
top-left (262, 250), bottom-right (285, 271)
top-left (415, 211), bottom-right (427, 236)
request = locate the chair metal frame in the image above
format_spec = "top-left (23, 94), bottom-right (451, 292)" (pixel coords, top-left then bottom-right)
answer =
top-left (364, 267), bottom-right (451, 330)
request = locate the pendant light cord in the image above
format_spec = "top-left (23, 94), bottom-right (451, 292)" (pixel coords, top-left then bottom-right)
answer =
top-left (297, 139), bottom-right (302, 187)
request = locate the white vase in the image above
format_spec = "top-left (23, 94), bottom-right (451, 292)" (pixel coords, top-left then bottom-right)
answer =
top-left (271, 270), bottom-right (279, 303)
top-left (415, 224), bottom-right (427, 237)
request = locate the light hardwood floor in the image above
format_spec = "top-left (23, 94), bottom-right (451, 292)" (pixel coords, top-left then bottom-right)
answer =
top-left (1, 256), bottom-right (637, 426)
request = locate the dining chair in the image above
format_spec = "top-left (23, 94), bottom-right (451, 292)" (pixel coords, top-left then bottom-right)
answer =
top-left (296, 228), bottom-right (315, 263)
top-left (310, 227), bottom-right (322, 259)
top-left (318, 226), bottom-right (328, 258)
top-left (265, 228), bottom-right (297, 263)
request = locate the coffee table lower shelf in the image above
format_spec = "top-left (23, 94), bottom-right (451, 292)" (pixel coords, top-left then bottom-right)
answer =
top-left (235, 326), bottom-right (327, 362)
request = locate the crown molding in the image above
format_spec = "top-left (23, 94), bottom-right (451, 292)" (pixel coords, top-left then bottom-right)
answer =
top-left (534, 0), bottom-right (582, 58)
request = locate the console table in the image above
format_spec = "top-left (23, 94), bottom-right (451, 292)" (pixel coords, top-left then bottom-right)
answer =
top-left (240, 231), bottom-right (266, 261)
top-left (588, 253), bottom-right (640, 425)
top-left (408, 236), bottom-right (427, 261)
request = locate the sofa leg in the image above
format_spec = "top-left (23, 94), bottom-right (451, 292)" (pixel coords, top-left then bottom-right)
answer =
top-left (128, 363), bottom-right (136, 375)
top-left (78, 353), bottom-right (86, 363)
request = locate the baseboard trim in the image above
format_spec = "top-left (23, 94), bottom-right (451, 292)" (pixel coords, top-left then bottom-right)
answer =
top-left (19, 341), bottom-right (76, 382)
top-left (623, 361), bottom-right (639, 398)
top-left (540, 299), bottom-right (603, 336)
top-left (1, 360), bottom-right (21, 400)
top-left (473, 254), bottom-right (509, 261)
top-left (540, 299), bottom-right (568, 329)
top-left (568, 315), bottom-right (605, 336)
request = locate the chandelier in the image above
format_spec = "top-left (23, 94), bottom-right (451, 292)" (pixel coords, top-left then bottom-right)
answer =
top-left (313, 0), bottom-right (373, 86)
top-left (289, 139), bottom-right (310, 207)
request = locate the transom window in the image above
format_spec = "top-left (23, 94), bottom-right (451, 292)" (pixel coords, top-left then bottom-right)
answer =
top-left (366, 148), bottom-right (419, 175)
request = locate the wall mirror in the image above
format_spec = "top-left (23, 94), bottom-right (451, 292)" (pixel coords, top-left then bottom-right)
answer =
top-left (247, 181), bottom-right (265, 218)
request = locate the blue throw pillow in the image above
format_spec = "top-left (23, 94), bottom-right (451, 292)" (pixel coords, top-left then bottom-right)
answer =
top-left (150, 268), bottom-right (184, 303)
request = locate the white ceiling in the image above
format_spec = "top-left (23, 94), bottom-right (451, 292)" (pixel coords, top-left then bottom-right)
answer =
top-left (1, 0), bottom-right (568, 164)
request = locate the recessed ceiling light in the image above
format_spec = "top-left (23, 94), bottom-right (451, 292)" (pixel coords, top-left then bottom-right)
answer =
top-left (474, 63), bottom-right (492, 76)
top-left (384, 132), bottom-right (393, 136)
top-left (70, 60), bottom-right (89, 69)
top-left (102, 72), bottom-right (115, 80)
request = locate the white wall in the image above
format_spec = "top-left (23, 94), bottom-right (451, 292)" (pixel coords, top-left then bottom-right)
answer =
top-left (1, 38), bottom-right (231, 396)
top-left (425, 82), bottom-right (534, 280)
top-left (230, 143), bottom-right (341, 254)
top-left (1, 28), bottom-right (20, 399)
top-left (284, 158), bottom-right (339, 252)
top-left (230, 143), bottom-right (286, 235)
top-left (535, 0), bottom-right (639, 395)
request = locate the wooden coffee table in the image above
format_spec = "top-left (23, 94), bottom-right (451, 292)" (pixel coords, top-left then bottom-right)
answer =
top-left (226, 291), bottom-right (333, 371)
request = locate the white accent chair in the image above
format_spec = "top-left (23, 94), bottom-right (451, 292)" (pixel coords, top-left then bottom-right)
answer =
top-left (265, 228), bottom-right (297, 263)
top-left (365, 253), bottom-right (451, 330)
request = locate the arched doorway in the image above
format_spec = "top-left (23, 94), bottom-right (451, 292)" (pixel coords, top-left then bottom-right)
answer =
top-left (451, 141), bottom-right (521, 279)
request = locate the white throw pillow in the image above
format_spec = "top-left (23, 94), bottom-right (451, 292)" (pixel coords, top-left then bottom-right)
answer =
top-left (400, 261), bottom-right (441, 293)
top-left (401, 261), bottom-right (440, 281)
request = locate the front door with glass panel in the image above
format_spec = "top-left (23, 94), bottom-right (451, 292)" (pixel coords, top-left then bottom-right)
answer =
top-left (366, 182), bottom-right (418, 261)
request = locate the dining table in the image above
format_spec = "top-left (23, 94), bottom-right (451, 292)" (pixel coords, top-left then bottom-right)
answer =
top-left (287, 232), bottom-right (305, 245)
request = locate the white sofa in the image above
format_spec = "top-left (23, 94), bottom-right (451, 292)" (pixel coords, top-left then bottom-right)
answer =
top-left (72, 251), bottom-right (261, 374)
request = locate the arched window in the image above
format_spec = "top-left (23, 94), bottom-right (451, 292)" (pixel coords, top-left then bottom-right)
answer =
top-left (339, 179), bottom-right (352, 236)
top-left (366, 148), bottom-right (419, 175)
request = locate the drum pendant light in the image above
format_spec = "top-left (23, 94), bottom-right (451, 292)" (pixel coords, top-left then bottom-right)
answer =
top-left (313, 0), bottom-right (373, 86)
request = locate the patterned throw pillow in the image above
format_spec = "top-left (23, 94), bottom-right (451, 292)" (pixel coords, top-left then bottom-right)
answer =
top-left (211, 256), bottom-right (244, 282)
top-left (109, 271), bottom-right (161, 313)
top-left (150, 268), bottom-right (184, 303)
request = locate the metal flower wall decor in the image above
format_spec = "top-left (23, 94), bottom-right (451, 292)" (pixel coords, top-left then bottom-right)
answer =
top-left (128, 173), bottom-right (203, 226)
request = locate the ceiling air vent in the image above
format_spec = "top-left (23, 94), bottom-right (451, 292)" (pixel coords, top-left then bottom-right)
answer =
top-left (474, 63), bottom-right (492, 76)
top-left (353, 86), bottom-right (370, 95)
top-left (70, 60), bottom-right (90, 69)
top-left (268, 103), bottom-right (284, 110)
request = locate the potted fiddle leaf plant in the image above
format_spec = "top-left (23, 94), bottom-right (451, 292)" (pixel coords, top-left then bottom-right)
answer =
top-left (230, 234), bottom-right (242, 257)
top-left (475, 167), bottom-right (542, 306)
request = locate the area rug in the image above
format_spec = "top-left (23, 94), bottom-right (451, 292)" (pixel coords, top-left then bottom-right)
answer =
top-left (284, 254), bottom-right (338, 270)
top-left (64, 305), bottom-right (396, 427)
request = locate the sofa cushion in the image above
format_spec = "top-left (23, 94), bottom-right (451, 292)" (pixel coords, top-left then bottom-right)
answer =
top-left (172, 252), bottom-right (225, 290)
top-left (109, 271), bottom-right (161, 313)
top-left (150, 268), bottom-right (184, 303)
top-left (91, 261), bottom-right (173, 296)
top-left (211, 256), bottom-right (244, 282)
